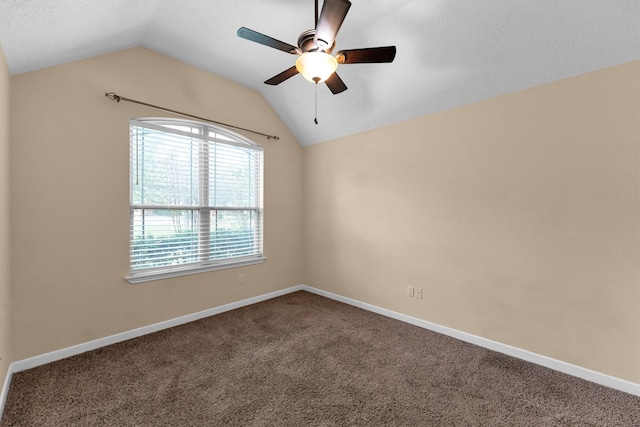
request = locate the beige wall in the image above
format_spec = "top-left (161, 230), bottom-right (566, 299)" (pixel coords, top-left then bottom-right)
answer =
top-left (10, 47), bottom-right (304, 360)
top-left (5, 45), bottom-right (639, 386)
top-left (304, 61), bottom-right (640, 383)
top-left (0, 45), bottom-right (10, 385)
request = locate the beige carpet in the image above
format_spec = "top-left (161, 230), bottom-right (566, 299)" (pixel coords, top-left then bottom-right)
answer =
top-left (2, 291), bottom-right (639, 426)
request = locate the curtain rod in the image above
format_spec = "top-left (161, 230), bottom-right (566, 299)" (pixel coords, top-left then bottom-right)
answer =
top-left (105, 92), bottom-right (279, 140)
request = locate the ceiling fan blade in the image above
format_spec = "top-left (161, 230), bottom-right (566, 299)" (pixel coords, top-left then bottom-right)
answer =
top-left (264, 66), bottom-right (299, 85)
top-left (237, 27), bottom-right (298, 54)
top-left (335, 46), bottom-right (397, 64)
top-left (325, 72), bottom-right (348, 94)
top-left (314, 0), bottom-right (352, 50)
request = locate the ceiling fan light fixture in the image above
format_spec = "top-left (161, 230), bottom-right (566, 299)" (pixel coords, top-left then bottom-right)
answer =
top-left (295, 52), bottom-right (337, 83)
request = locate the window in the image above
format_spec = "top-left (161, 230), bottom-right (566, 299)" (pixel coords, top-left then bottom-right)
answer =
top-left (126, 118), bottom-right (264, 284)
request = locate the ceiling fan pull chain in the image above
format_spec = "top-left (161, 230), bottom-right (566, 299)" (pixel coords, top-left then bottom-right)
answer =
top-left (314, 83), bottom-right (319, 125)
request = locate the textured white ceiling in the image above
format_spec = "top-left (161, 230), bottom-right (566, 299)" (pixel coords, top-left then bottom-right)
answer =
top-left (1, 0), bottom-right (638, 146)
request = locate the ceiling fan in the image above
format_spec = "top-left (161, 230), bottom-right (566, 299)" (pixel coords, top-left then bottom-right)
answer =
top-left (237, 0), bottom-right (396, 95)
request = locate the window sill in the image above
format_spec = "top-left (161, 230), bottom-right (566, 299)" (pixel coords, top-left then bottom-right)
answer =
top-left (125, 256), bottom-right (266, 284)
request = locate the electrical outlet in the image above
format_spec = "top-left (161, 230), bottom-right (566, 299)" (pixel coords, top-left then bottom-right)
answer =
top-left (238, 274), bottom-right (245, 284)
top-left (415, 287), bottom-right (423, 299)
top-left (407, 285), bottom-right (414, 297)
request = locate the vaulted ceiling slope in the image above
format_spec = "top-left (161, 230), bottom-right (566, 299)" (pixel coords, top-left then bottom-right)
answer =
top-left (1, 1), bottom-right (638, 146)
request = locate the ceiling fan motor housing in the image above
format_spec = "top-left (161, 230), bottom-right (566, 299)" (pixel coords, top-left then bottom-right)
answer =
top-left (298, 29), bottom-right (333, 53)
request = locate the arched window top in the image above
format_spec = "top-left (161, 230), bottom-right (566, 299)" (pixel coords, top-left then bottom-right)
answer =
top-left (127, 118), bottom-right (264, 284)
top-left (135, 117), bottom-right (263, 150)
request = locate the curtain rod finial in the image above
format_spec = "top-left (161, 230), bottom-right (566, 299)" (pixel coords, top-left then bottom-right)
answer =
top-left (105, 92), bottom-right (121, 102)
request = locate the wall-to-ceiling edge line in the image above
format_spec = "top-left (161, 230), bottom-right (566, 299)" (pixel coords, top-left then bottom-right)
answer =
top-left (1, 284), bottom-right (638, 421)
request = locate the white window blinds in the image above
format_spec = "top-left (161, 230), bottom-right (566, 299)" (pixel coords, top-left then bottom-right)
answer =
top-left (127, 119), bottom-right (264, 283)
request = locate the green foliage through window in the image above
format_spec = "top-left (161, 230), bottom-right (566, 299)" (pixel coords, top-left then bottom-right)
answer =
top-left (128, 119), bottom-right (263, 276)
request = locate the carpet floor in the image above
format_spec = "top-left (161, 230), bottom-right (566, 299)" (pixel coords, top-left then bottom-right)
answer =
top-left (2, 291), bottom-right (639, 426)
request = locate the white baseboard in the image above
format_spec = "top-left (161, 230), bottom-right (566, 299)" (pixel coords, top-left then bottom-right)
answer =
top-left (10, 285), bottom-right (305, 374)
top-left (1, 285), bottom-right (306, 421)
top-left (2, 283), bottom-right (638, 421)
top-left (0, 364), bottom-right (13, 423)
top-left (300, 285), bottom-right (640, 397)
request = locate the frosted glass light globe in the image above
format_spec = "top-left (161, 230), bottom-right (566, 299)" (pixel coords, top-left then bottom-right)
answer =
top-left (295, 52), bottom-right (338, 83)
